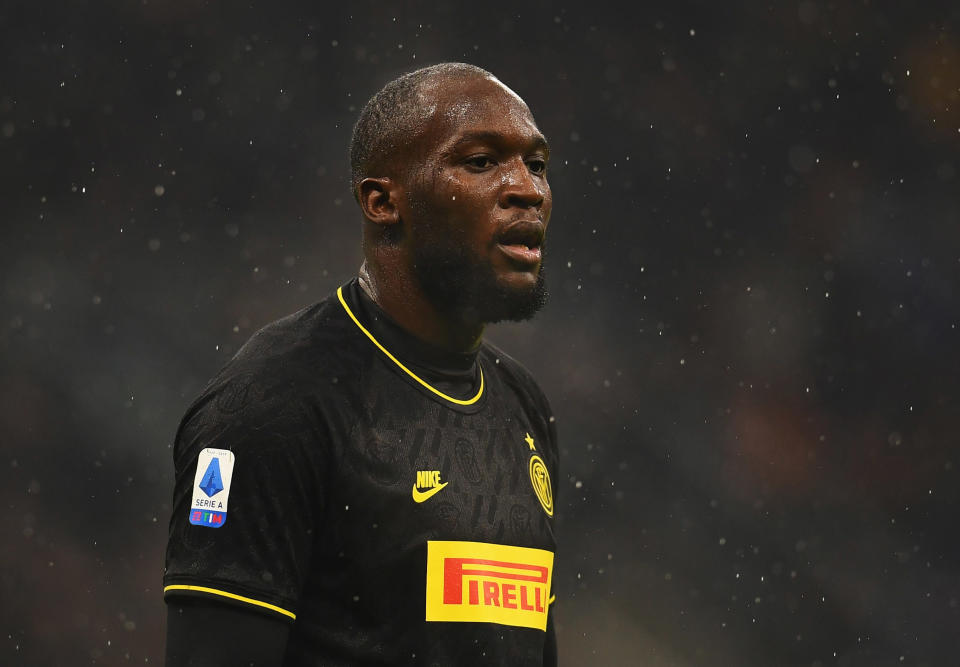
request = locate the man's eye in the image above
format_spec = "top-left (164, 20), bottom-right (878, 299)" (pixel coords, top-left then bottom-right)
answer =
top-left (465, 156), bottom-right (495, 169)
top-left (527, 159), bottom-right (547, 175)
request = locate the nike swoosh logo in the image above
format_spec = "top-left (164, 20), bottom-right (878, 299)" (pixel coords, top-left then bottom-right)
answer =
top-left (412, 481), bottom-right (449, 503)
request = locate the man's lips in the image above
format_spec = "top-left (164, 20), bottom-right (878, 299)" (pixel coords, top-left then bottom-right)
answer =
top-left (496, 219), bottom-right (545, 266)
top-left (497, 243), bottom-right (542, 265)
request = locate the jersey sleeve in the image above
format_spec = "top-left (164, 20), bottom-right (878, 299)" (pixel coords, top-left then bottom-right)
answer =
top-left (163, 369), bottom-right (325, 622)
top-left (165, 598), bottom-right (291, 667)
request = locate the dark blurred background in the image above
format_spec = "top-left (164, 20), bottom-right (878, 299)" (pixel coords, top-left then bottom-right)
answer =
top-left (2, 1), bottom-right (958, 665)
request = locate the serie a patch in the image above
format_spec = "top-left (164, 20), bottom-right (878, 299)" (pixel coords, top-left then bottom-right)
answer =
top-left (188, 448), bottom-right (235, 528)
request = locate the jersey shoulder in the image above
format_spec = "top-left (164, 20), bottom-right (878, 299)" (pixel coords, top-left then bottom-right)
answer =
top-left (173, 290), bottom-right (367, 465)
top-left (225, 293), bottom-right (361, 385)
top-left (208, 288), bottom-right (371, 399)
top-left (480, 340), bottom-right (548, 397)
top-left (480, 340), bottom-right (555, 423)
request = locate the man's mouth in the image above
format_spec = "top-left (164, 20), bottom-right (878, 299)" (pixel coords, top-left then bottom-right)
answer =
top-left (496, 221), bottom-right (545, 267)
top-left (497, 244), bottom-right (542, 264)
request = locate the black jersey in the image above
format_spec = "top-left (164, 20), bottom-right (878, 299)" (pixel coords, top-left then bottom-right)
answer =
top-left (163, 279), bottom-right (559, 666)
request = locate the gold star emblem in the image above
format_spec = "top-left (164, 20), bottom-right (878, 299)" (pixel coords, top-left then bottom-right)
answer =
top-left (525, 433), bottom-right (536, 450)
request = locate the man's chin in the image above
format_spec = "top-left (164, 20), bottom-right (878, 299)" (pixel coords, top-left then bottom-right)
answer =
top-left (412, 248), bottom-right (548, 326)
top-left (495, 267), bottom-right (542, 293)
top-left (477, 272), bottom-right (548, 324)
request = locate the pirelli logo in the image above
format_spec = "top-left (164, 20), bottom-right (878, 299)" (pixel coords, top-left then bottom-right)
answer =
top-left (425, 541), bottom-right (554, 631)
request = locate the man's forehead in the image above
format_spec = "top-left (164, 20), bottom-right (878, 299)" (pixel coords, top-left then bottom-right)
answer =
top-left (433, 76), bottom-right (528, 115)
top-left (415, 75), bottom-right (541, 147)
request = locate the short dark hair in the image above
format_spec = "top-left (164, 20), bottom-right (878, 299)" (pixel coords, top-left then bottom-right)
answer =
top-left (349, 62), bottom-right (493, 198)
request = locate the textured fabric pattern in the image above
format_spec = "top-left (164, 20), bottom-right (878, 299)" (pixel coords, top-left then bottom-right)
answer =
top-left (164, 280), bottom-right (559, 666)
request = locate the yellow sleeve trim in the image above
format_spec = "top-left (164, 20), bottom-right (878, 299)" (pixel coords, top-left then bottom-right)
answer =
top-left (337, 286), bottom-right (484, 406)
top-left (163, 584), bottom-right (296, 620)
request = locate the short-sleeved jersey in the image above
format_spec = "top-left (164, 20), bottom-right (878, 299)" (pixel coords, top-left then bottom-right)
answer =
top-left (164, 279), bottom-right (559, 666)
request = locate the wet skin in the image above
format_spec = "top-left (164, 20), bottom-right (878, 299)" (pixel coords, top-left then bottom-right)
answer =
top-left (399, 75), bottom-right (552, 294)
top-left (358, 74), bottom-right (552, 352)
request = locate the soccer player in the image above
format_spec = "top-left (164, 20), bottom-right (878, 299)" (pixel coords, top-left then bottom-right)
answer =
top-left (163, 62), bottom-right (558, 666)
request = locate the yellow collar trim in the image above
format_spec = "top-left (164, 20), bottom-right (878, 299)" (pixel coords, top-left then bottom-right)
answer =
top-left (337, 286), bottom-right (484, 406)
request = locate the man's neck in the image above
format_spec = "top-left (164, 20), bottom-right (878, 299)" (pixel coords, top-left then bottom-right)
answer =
top-left (357, 261), bottom-right (484, 354)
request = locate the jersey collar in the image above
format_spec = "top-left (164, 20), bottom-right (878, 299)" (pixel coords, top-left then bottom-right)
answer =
top-left (338, 279), bottom-right (484, 406)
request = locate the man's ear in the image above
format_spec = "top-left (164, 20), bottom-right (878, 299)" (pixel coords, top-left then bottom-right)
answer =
top-left (357, 177), bottom-right (401, 227)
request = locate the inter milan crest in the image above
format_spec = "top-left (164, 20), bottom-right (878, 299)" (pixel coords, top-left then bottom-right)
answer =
top-left (524, 433), bottom-right (553, 517)
top-left (189, 448), bottom-right (235, 528)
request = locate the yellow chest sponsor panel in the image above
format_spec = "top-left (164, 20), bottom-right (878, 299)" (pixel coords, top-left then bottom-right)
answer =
top-left (425, 541), bottom-right (554, 631)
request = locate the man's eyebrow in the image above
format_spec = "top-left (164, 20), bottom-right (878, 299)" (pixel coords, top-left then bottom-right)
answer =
top-left (451, 130), bottom-right (550, 156)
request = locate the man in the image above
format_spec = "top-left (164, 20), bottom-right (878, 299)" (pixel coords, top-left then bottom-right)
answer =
top-left (163, 62), bottom-right (558, 666)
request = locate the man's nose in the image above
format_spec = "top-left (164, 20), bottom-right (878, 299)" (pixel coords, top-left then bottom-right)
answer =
top-left (499, 158), bottom-right (545, 209)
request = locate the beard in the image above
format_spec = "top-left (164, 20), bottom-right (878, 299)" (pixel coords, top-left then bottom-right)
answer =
top-left (410, 237), bottom-right (548, 326)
